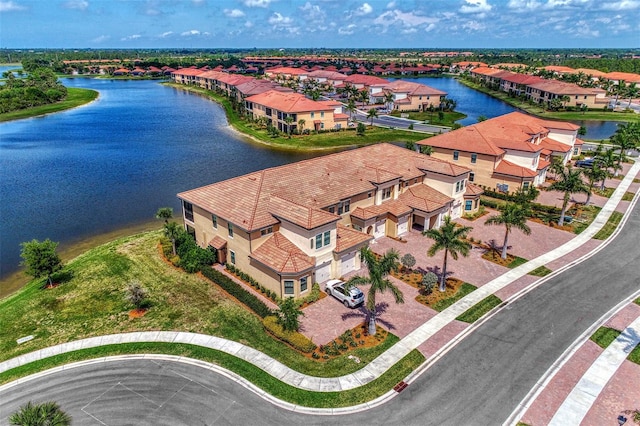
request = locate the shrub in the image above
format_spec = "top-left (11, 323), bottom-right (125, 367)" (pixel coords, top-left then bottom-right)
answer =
top-left (125, 281), bottom-right (150, 310)
top-left (277, 297), bottom-right (304, 332)
top-left (401, 253), bottom-right (416, 271)
top-left (200, 267), bottom-right (272, 318)
top-left (174, 232), bottom-right (215, 273)
top-left (263, 316), bottom-right (317, 353)
top-left (300, 282), bottom-right (321, 306)
top-left (421, 272), bottom-right (438, 295)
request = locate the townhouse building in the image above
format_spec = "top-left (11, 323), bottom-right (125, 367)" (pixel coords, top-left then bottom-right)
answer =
top-left (382, 80), bottom-right (447, 111)
top-left (177, 144), bottom-right (480, 299)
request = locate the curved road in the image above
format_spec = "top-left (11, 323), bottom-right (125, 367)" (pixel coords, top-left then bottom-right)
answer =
top-left (2, 200), bottom-right (639, 425)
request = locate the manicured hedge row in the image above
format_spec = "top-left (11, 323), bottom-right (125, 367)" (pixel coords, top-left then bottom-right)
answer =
top-left (200, 267), bottom-right (273, 318)
top-left (263, 316), bottom-right (317, 353)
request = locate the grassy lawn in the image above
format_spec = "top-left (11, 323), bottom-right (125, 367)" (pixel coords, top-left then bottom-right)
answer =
top-left (164, 83), bottom-right (427, 150)
top-left (590, 326), bottom-right (621, 349)
top-left (0, 342), bottom-right (425, 407)
top-left (528, 266), bottom-right (553, 277)
top-left (0, 231), bottom-right (402, 380)
top-left (431, 282), bottom-right (478, 312)
top-left (622, 191), bottom-right (636, 201)
top-left (455, 294), bottom-right (503, 323)
top-left (0, 88), bottom-right (99, 122)
top-left (593, 211), bottom-right (624, 240)
top-left (389, 110), bottom-right (467, 127)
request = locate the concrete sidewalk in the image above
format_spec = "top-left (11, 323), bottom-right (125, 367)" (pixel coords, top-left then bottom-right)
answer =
top-left (1, 160), bottom-right (639, 407)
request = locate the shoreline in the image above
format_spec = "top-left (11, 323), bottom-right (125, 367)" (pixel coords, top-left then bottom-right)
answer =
top-left (0, 219), bottom-right (167, 300)
top-left (0, 87), bottom-right (99, 123)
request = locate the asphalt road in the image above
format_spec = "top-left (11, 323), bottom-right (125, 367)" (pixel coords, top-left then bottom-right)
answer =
top-left (2, 199), bottom-right (639, 425)
top-left (353, 109), bottom-right (449, 134)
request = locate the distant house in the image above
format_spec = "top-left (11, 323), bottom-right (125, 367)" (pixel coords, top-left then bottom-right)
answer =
top-left (382, 80), bottom-right (447, 111)
top-left (177, 143), bottom-right (478, 299)
top-left (525, 80), bottom-right (606, 109)
top-left (113, 68), bottom-right (130, 76)
top-left (417, 112), bottom-right (581, 192)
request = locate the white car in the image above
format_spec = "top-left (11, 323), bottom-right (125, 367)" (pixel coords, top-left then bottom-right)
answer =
top-left (325, 279), bottom-right (365, 308)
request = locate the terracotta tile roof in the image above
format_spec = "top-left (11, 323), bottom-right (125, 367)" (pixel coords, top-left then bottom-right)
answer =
top-left (266, 66), bottom-right (307, 76)
top-left (334, 224), bottom-right (373, 253)
top-left (604, 72), bottom-right (640, 83)
top-left (538, 119), bottom-right (580, 131)
top-left (235, 79), bottom-right (285, 96)
top-left (250, 232), bottom-right (315, 274)
top-left (540, 65), bottom-right (575, 73)
top-left (397, 184), bottom-right (453, 213)
top-left (501, 73), bottom-right (545, 85)
top-left (527, 80), bottom-right (597, 96)
top-left (540, 137), bottom-right (572, 153)
top-left (246, 90), bottom-right (335, 113)
top-left (344, 74), bottom-right (389, 86)
top-left (575, 138), bottom-right (585, 146)
top-left (494, 160), bottom-right (538, 178)
top-left (418, 126), bottom-right (505, 156)
top-left (383, 80), bottom-right (446, 97)
top-left (208, 236), bottom-right (227, 249)
top-left (537, 158), bottom-right (551, 171)
top-left (306, 70), bottom-right (347, 80)
top-left (464, 183), bottom-right (484, 197)
top-left (541, 148), bottom-right (553, 156)
top-left (178, 143), bottom-right (466, 232)
top-left (268, 196), bottom-right (339, 230)
top-left (470, 66), bottom-right (506, 76)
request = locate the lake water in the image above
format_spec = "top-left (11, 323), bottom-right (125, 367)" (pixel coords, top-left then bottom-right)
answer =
top-left (396, 77), bottom-right (620, 139)
top-left (0, 78), bottom-right (319, 280)
top-left (0, 71), bottom-right (622, 282)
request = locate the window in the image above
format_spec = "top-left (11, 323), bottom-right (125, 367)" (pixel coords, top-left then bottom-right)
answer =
top-left (261, 227), bottom-right (273, 236)
top-left (338, 200), bottom-right (350, 215)
top-left (321, 123), bottom-right (325, 129)
top-left (183, 201), bottom-right (194, 222)
top-left (471, 153), bottom-right (477, 164)
top-left (465, 200), bottom-right (473, 211)
top-left (455, 180), bottom-right (465, 193)
top-left (212, 214), bottom-right (217, 229)
top-left (328, 206), bottom-right (335, 214)
top-left (314, 231), bottom-right (331, 249)
top-left (310, 112), bottom-right (315, 118)
top-left (323, 231), bottom-right (330, 246)
top-left (368, 192), bottom-right (372, 198)
top-left (284, 280), bottom-right (294, 295)
top-left (523, 182), bottom-right (530, 190)
top-left (469, 172), bottom-right (475, 182)
top-left (228, 222), bottom-right (234, 238)
top-left (230, 250), bottom-right (236, 264)
top-left (382, 187), bottom-right (392, 200)
top-left (321, 111), bottom-right (324, 118)
top-left (453, 151), bottom-right (459, 161)
top-left (300, 276), bottom-right (308, 292)
top-left (315, 233), bottom-right (322, 249)
top-left (497, 183), bottom-right (509, 193)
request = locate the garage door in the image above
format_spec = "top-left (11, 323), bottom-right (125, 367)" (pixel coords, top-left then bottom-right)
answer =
top-left (374, 220), bottom-right (386, 239)
top-left (341, 252), bottom-right (356, 276)
top-left (315, 262), bottom-right (331, 284)
top-left (398, 216), bottom-right (408, 235)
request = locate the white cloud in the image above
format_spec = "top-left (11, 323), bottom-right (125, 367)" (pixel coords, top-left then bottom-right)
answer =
top-left (224, 8), bottom-right (245, 17)
top-left (462, 20), bottom-right (485, 31)
top-left (121, 34), bottom-right (141, 41)
top-left (160, 31), bottom-right (173, 37)
top-left (401, 27), bottom-right (417, 34)
top-left (355, 2), bottom-right (373, 15)
top-left (181, 29), bottom-right (201, 36)
top-left (460, 0), bottom-right (492, 13)
top-left (63, 0), bottom-right (88, 10)
top-left (243, 0), bottom-right (272, 7)
top-left (373, 10), bottom-right (439, 29)
top-left (386, 1), bottom-right (396, 8)
top-left (338, 23), bottom-right (357, 35)
top-left (507, 0), bottom-right (541, 10)
top-left (0, 1), bottom-right (26, 12)
top-left (572, 20), bottom-right (600, 36)
top-left (268, 12), bottom-right (293, 25)
top-left (300, 2), bottom-right (326, 20)
top-left (599, 0), bottom-right (640, 10)
top-left (91, 35), bottom-right (110, 43)
top-left (245, 21), bottom-right (253, 27)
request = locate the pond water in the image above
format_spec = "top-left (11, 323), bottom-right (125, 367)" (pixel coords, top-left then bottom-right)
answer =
top-left (396, 77), bottom-right (620, 139)
top-left (0, 78), bottom-right (320, 280)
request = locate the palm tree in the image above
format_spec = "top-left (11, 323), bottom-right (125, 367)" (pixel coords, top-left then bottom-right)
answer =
top-left (164, 221), bottom-right (182, 256)
top-left (297, 118), bottom-right (306, 134)
top-left (383, 91), bottom-right (394, 111)
top-left (345, 247), bottom-right (404, 336)
top-left (155, 207), bottom-right (173, 224)
top-left (345, 99), bottom-right (357, 119)
top-left (596, 146), bottom-right (621, 187)
top-left (10, 401), bottom-right (71, 426)
top-left (548, 166), bottom-right (590, 226)
top-left (284, 115), bottom-right (294, 138)
top-left (582, 164), bottom-right (609, 204)
top-left (484, 203), bottom-right (531, 260)
top-left (366, 108), bottom-right (378, 126)
top-left (560, 95), bottom-right (571, 109)
top-left (423, 216), bottom-right (473, 292)
top-left (625, 82), bottom-right (638, 109)
top-left (610, 122), bottom-right (640, 173)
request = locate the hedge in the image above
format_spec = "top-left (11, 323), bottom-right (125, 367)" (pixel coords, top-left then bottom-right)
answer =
top-left (199, 267), bottom-right (273, 318)
top-left (263, 316), bottom-right (317, 353)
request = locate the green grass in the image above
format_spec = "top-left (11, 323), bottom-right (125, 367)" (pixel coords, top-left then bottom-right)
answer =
top-left (629, 344), bottom-right (640, 365)
top-left (0, 88), bottom-right (99, 122)
top-left (0, 342), bottom-right (425, 407)
top-left (590, 326), bottom-right (621, 349)
top-left (528, 266), bottom-right (553, 277)
top-left (432, 283), bottom-right (478, 312)
top-left (622, 191), bottom-right (636, 201)
top-left (593, 211), bottom-right (624, 240)
top-left (593, 187), bottom-right (615, 198)
top-left (455, 294), bottom-right (503, 323)
top-left (507, 257), bottom-right (528, 268)
top-left (0, 231), bottom-right (401, 380)
top-left (164, 83), bottom-right (427, 150)
top-left (457, 78), bottom-right (639, 123)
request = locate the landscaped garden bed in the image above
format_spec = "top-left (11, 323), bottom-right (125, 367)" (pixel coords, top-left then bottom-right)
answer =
top-left (312, 323), bottom-right (391, 361)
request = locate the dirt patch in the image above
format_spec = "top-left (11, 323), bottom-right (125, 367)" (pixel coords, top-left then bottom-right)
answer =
top-left (128, 308), bottom-right (148, 319)
top-left (415, 278), bottom-right (465, 306)
top-left (481, 250), bottom-right (518, 267)
top-left (310, 323), bottom-right (389, 361)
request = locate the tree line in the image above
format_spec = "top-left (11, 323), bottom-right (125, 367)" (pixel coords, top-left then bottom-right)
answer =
top-left (0, 67), bottom-right (67, 114)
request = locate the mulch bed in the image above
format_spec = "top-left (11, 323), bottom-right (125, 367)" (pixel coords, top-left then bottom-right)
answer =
top-left (128, 308), bottom-right (148, 319)
top-left (415, 277), bottom-right (465, 306)
top-left (309, 322), bottom-right (389, 361)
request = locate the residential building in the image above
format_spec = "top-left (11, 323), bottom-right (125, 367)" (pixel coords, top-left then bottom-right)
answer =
top-left (382, 80), bottom-right (447, 111)
top-left (177, 143), bottom-right (479, 298)
top-left (525, 80), bottom-right (607, 109)
top-left (417, 112), bottom-right (581, 192)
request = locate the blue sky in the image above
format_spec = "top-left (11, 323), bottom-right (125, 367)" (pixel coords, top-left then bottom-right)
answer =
top-left (1, 0), bottom-right (638, 49)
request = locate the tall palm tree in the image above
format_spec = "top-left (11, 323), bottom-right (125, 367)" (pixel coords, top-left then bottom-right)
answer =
top-left (366, 108), bottom-right (378, 126)
top-left (625, 82), bottom-right (638, 109)
top-left (10, 401), bottom-right (71, 426)
top-left (345, 99), bottom-right (357, 119)
top-left (284, 115), bottom-right (294, 138)
top-left (582, 163), bottom-right (609, 204)
top-left (484, 203), bottom-right (531, 260)
top-left (424, 216), bottom-right (473, 292)
top-left (164, 221), bottom-right (182, 256)
top-left (345, 247), bottom-right (404, 336)
top-left (297, 118), bottom-right (306, 134)
top-left (610, 122), bottom-right (640, 173)
top-left (548, 166), bottom-right (590, 226)
top-left (383, 91), bottom-right (394, 111)
top-left (596, 147), bottom-right (621, 187)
